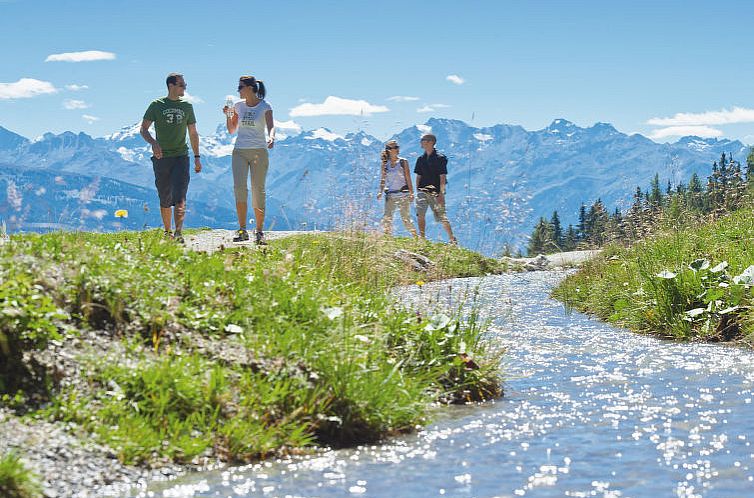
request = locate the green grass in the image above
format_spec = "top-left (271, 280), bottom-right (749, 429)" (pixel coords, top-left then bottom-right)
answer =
top-left (1, 229), bottom-right (503, 465)
top-left (0, 452), bottom-right (41, 498)
top-left (553, 208), bottom-right (754, 343)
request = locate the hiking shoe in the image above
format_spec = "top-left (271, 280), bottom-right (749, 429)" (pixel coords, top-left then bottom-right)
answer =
top-left (163, 230), bottom-right (173, 239)
top-left (174, 230), bottom-right (185, 244)
top-left (449, 237), bottom-right (458, 246)
top-left (233, 229), bottom-right (249, 242)
top-left (255, 231), bottom-right (267, 245)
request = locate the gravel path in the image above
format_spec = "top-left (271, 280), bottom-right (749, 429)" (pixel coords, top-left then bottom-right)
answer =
top-left (184, 229), bottom-right (313, 253)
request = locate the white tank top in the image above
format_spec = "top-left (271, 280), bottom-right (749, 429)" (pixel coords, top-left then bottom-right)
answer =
top-left (233, 99), bottom-right (272, 149)
top-left (385, 158), bottom-right (408, 192)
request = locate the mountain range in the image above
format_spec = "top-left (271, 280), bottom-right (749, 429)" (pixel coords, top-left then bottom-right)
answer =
top-left (0, 118), bottom-right (748, 254)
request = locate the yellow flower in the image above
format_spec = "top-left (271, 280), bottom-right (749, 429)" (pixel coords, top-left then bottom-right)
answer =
top-left (416, 280), bottom-right (425, 287)
top-left (114, 209), bottom-right (128, 218)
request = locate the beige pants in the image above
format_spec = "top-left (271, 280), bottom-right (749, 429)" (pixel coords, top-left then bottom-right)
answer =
top-left (232, 148), bottom-right (269, 209)
top-left (383, 192), bottom-right (415, 235)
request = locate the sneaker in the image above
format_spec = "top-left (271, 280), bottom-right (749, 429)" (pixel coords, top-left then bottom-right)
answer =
top-left (163, 230), bottom-right (173, 239)
top-left (233, 229), bottom-right (249, 242)
top-left (174, 230), bottom-right (185, 244)
top-left (449, 237), bottom-right (458, 246)
top-left (255, 231), bottom-right (267, 245)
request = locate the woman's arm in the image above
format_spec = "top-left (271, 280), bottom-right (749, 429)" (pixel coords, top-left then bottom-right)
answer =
top-left (265, 109), bottom-right (275, 149)
top-left (225, 106), bottom-right (239, 134)
top-left (402, 159), bottom-right (414, 199)
top-left (377, 162), bottom-right (386, 199)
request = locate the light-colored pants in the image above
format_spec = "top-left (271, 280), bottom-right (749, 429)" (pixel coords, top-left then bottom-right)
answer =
top-left (383, 192), bottom-right (413, 232)
top-left (232, 148), bottom-right (269, 209)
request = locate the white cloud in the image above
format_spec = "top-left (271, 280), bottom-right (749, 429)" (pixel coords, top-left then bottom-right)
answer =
top-left (63, 99), bottom-right (89, 110)
top-left (446, 74), bottom-right (465, 85)
top-left (387, 96), bottom-right (420, 102)
top-left (0, 78), bottom-right (57, 100)
top-left (647, 106), bottom-right (754, 126)
top-left (82, 114), bottom-right (100, 124)
top-left (647, 126), bottom-right (723, 140)
top-left (290, 96), bottom-right (389, 117)
top-left (65, 84), bottom-right (89, 91)
top-left (182, 91), bottom-right (204, 104)
top-left (45, 50), bottom-right (116, 62)
top-left (417, 103), bottom-right (451, 113)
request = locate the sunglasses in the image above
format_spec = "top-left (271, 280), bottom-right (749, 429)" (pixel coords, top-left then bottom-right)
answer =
top-left (237, 85), bottom-right (246, 91)
top-left (386, 146), bottom-right (399, 150)
top-left (172, 82), bottom-right (187, 88)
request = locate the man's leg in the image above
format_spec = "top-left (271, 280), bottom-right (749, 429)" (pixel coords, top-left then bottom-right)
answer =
top-left (415, 192), bottom-right (428, 238)
top-left (442, 220), bottom-right (455, 242)
top-left (417, 215), bottom-right (426, 238)
top-left (174, 202), bottom-right (186, 232)
top-left (160, 207), bottom-right (172, 233)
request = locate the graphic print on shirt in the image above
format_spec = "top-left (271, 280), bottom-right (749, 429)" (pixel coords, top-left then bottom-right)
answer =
top-left (162, 108), bottom-right (186, 125)
top-left (240, 109), bottom-right (257, 128)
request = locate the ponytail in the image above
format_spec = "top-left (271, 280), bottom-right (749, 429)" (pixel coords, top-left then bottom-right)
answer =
top-left (239, 75), bottom-right (267, 99)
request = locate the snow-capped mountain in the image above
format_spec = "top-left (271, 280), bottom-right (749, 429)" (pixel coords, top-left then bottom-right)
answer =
top-left (0, 119), bottom-right (748, 254)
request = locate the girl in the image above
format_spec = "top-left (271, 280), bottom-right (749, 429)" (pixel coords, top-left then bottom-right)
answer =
top-left (224, 75), bottom-right (275, 244)
top-left (377, 140), bottom-right (417, 237)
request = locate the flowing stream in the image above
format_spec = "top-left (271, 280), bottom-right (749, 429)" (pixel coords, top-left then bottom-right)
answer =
top-left (139, 272), bottom-right (754, 497)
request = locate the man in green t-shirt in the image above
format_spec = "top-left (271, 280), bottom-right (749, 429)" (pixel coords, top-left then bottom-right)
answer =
top-left (140, 72), bottom-right (202, 243)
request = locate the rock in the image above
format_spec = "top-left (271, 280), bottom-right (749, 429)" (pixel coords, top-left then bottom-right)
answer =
top-left (394, 249), bottom-right (435, 272)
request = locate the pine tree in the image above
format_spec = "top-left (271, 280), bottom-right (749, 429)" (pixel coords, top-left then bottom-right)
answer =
top-left (564, 224), bottom-right (578, 251)
top-left (649, 173), bottom-right (663, 207)
top-left (550, 210), bottom-right (563, 250)
top-left (577, 203), bottom-right (588, 242)
top-left (527, 217), bottom-right (550, 256)
top-left (746, 147), bottom-right (754, 183)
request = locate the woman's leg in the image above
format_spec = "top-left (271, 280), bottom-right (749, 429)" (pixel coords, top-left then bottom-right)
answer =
top-left (249, 149), bottom-right (269, 232)
top-left (399, 196), bottom-right (417, 237)
top-left (232, 150), bottom-right (250, 229)
top-left (382, 194), bottom-right (396, 235)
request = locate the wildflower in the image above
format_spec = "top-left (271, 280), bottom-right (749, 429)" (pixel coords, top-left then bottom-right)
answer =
top-left (114, 209), bottom-right (129, 218)
top-left (416, 280), bottom-right (426, 287)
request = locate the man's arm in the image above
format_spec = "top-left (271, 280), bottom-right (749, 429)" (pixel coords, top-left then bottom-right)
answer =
top-left (140, 119), bottom-right (162, 159)
top-left (438, 174), bottom-right (447, 205)
top-left (188, 123), bottom-right (202, 173)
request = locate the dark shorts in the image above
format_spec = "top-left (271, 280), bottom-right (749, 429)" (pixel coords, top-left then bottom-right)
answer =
top-left (152, 155), bottom-right (190, 208)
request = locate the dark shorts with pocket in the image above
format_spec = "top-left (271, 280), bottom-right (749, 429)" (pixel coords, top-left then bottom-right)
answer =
top-left (152, 155), bottom-right (190, 208)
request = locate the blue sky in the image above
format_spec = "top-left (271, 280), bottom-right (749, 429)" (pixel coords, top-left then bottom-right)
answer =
top-left (2, 0), bottom-right (754, 143)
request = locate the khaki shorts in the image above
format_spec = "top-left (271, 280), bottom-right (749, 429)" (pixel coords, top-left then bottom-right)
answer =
top-left (415, 191), bottom-right (448, 222)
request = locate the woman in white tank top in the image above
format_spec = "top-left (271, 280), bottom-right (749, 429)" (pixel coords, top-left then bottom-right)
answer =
top-left (223, 75), bottom-right (275, 245)
top-left (377, 140), bottom-right (417, 237)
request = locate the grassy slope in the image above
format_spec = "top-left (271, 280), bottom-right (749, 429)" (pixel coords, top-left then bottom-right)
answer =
top-left (553, 209), bottom-right (754, 343)
top-left (1, 230), bottom-right (505, 466)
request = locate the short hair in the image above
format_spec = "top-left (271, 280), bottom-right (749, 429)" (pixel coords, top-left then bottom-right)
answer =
top-left (421, 133), bottom-right (437, 145)
top-left (166, 72), bottom-right (183, 88)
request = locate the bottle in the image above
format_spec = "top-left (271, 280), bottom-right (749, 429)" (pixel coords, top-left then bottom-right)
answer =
top-left (225, 97), bottom-right (235, 119)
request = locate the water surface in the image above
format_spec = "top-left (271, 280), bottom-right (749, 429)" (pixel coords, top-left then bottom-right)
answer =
top-left (140, 272), bottom-right (754, 497)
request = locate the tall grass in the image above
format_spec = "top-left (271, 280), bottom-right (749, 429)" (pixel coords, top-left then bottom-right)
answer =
top-left (2, 229), bottom-right (503, 464)
top-left (553, 208), bottom-right (754, 343)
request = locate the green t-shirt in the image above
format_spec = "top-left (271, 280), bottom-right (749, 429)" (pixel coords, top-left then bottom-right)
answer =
top-left (143, 97), bottom-right (197, 157)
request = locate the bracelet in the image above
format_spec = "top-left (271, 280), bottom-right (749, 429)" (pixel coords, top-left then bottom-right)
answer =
top-left (194, 155), bottom-right (200, 158)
